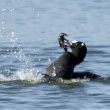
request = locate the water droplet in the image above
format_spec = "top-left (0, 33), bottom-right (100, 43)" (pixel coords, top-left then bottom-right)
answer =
top-left (1, 8), bottom-right (6, 12)
top-left (37, 12), bottom-right (40, 16)
top-left (1, 21), bottom-right (4, 24)
top-left (38, 58), bottom-right (41, 61)
top-left (48, 57), bottom-right (51, 62)
top-left (10, 8), bottom-right (15, 12)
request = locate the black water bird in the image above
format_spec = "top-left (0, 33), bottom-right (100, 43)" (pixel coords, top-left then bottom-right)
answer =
top-left (44, 33), bottom-right (101, 80)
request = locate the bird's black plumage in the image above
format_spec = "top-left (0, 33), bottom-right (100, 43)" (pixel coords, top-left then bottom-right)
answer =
top-left (45, 34), bottom-right (101, 80)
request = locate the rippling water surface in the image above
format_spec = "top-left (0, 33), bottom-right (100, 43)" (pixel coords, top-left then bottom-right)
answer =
top-left (0, 0), bottom-right (110, 110)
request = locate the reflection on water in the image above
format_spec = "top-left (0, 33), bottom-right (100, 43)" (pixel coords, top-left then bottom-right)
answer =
top-left (0, 0), bottom-right (110, 110)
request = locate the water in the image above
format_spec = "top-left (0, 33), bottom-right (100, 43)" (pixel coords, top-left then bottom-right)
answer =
top-left (0, 0), bottom-right (110, 110)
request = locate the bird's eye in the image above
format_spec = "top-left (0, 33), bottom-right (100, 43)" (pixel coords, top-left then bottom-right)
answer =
top-left (81, 43), bottom-right (84, 46)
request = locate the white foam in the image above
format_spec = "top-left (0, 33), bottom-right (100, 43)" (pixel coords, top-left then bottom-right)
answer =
top-left (57, 78), bottom-right (90, 84)
top-left (0, 69), bottom-right (44, 83)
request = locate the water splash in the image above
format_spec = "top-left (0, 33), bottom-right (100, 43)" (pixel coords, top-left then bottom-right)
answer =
top-left (10, 31), bottom-right (33, 68)
top-left (10, 32), bottom-right (17, 47)
top-left (0, 69), bottom-right (44, 83)
top-left (0, 29), bottom-right (41, 83)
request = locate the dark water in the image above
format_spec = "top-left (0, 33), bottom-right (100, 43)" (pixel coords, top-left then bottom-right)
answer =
top-left (0, 0), bottom-right (110, 110)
